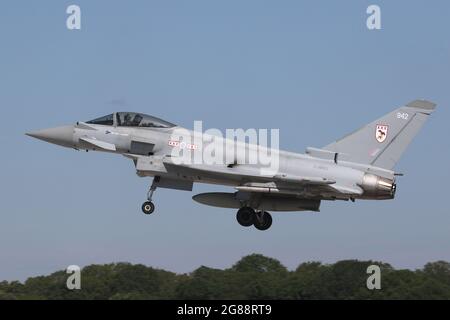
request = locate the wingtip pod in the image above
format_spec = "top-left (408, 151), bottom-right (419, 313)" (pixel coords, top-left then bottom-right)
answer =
top-left (406, 100), bottom-right (437, 112)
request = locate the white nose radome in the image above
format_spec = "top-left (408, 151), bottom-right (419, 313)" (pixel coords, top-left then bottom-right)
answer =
top-left (26, 125), bottom-right (75, 148)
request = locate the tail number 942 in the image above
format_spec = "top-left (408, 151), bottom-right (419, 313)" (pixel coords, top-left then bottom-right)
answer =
top-left (397, 112), bottom-right (409, 120)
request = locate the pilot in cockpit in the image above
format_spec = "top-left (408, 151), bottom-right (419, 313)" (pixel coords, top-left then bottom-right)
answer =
top-left (132, 114), bottom-right (143, 126)
top-left (122, 113), bottom-right (132, 126)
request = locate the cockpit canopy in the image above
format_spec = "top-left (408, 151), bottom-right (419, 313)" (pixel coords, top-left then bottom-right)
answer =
top-left (86, 112), bottom-right (176, 128)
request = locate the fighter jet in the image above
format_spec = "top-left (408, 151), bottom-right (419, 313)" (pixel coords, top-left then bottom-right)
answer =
top-left (26, 100), bottom-right (436, 231)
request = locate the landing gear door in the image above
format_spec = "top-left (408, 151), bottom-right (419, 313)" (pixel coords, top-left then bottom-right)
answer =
top-left (155, 177), bottom-right (193, 191)
top-left (131, 140), bottom-right (155, 156)
top-left (135, 155), bottom-right (167, 176)
top-left (129, 135), bottom-right (155, 156)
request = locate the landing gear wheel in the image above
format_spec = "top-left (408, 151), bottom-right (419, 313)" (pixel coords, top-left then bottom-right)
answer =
top-left (142, 201), bottom-right (155, 215)
top-left (236, 207), bottom-right (256, 227)
top-left (254, 211), bottom-right (272, 231)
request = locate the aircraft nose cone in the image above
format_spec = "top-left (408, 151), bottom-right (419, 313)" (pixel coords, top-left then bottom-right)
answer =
top-left (26, 125), bottom-right (75, 148)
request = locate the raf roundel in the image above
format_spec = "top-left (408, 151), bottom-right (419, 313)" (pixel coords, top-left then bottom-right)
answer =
top-left (375, 124), bottom-right (388, 143)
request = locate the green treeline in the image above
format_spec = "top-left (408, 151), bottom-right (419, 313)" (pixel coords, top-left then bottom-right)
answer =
top-left (1, 254), bottom-right (449, 300)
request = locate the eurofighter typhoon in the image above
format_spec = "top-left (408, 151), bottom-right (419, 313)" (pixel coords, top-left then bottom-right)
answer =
top-left (27, 100), bottom-right (436, 230)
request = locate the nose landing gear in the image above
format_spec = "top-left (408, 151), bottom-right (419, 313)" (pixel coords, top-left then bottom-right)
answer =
top-left (236, 206), bottom-right (273, 231)
top-left (141, 177), bottom-right (159, 215)
top-left (141, 201), bottom-right (155, 215)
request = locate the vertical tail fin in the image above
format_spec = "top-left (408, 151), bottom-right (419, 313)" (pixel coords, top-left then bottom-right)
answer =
top-left (323, 100), bottom-right (436, 170)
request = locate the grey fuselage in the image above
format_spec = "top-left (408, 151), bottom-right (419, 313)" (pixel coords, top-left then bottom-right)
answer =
top-left (38, 118), bottom-right (395, 204)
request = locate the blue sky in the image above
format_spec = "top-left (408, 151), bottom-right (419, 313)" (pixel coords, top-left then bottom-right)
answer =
top-left (1, 1), bottom-right (449, 281)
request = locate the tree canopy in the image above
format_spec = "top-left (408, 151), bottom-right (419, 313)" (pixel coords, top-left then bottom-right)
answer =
top-left (1, 255), bottom-right (449, 300)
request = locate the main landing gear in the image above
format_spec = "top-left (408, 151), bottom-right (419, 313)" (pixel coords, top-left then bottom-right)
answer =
top-left (141, 177), bottom-right (159, 215)
top-left (236, 207), bottom-right (273, 231)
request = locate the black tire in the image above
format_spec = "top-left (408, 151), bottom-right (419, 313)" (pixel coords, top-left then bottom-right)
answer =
top-left (236, 207), bottom-right (255, 227)
top-left (254, 212), bottom-right (272, 231)
top-left (142, 201), bottom-right (155, 215)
